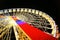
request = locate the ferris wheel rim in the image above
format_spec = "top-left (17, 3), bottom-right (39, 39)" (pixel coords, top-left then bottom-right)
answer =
top-left (0, 8), bottom-right (57, 37)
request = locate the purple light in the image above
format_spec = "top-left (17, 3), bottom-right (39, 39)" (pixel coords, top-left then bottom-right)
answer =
top-left (16, 20), bottom-right (25, 24)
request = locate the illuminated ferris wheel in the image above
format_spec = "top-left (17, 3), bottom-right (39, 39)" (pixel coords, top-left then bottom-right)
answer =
top-left (0, 8), bottom-right (57, 40)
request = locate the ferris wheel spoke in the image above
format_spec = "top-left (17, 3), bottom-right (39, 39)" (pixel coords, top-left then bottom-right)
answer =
top-left (43, 26), bottom-right (52, 29)
top-left (0, 28), bottom-right (8, 38)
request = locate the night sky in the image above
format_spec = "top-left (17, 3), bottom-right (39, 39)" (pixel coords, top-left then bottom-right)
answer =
top-left (0, 0), bottom-right (60, 32)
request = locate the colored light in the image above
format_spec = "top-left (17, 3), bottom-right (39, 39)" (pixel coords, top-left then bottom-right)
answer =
top-left (12, 16), bottom-right (57, 40)
top-left (16, 20), bottom-right (25, 24)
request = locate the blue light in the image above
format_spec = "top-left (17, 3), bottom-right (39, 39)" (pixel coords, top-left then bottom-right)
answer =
top-left (16, 20), bottom-right (25, 24)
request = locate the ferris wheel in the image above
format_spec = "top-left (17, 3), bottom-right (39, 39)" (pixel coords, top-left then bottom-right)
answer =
top-left (0, 8), bottom-right (57, 40)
